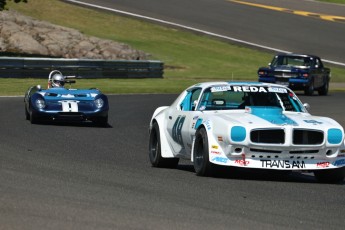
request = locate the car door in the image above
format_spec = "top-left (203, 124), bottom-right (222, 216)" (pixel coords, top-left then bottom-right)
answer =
top-left (166, 88), bottom-right (202, 156)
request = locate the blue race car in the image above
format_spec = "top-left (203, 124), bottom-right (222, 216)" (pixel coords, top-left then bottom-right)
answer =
top-left (258, 54), bottom-right (330, 96)
top-left (24, 70), bottom-right (109, 126)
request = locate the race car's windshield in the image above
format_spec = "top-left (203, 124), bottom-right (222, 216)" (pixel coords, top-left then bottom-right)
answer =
top-left (197, 85), bottom-right (304, 112)
top-left (271, 55), bottom-right (312, 68)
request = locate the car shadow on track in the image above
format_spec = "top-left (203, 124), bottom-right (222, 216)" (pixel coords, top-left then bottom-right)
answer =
top-left (31, 120), bottom-right (113, 128)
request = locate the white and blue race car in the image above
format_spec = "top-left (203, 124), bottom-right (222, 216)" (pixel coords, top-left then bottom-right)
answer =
top-left (149, 82), bottom-right (345, 183)
top-left (24, 70), bottom-right (109, 126)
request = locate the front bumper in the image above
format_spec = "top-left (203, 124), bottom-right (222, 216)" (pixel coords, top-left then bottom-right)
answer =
top-left (210, 145), bottom-right (345, 170)
top-left (32, 109), bottom-right (108, 122)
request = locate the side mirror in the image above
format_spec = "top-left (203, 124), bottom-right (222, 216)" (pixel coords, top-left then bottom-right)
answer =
top-left (303, 103), bottom-right (310, 110)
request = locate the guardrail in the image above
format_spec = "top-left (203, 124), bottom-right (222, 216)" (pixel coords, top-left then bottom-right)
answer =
top-left (0, 57), bottom-right (164, 78)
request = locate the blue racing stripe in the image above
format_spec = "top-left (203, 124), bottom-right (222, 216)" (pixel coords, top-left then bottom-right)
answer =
top-left (249, 106), bottom-right (297, 126)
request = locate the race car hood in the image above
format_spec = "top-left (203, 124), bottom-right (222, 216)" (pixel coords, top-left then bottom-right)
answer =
top-left (39, 88), bottom-right (102, 101)
top-left (213, 106), bottom-right (341, 130)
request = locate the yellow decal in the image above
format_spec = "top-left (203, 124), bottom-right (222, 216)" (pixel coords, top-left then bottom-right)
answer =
top-left (212, 145), bottom-right (219, 149)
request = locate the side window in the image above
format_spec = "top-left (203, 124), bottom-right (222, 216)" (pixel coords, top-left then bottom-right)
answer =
top-left (316, 58), bottom-right (323, 68)
top-left (180, 88), bottom-right (201, 111)
top-left (191, 88), bottom-right (201, 110)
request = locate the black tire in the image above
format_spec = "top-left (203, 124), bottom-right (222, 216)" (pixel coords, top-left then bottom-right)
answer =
top-left (318, 80), bottom-right (329, 96)
top-left (193, 127), bottom-right (214, 176)
top-left (29, 110), bottom-right (39, 124)
top-left (314, 167), bottom-right (345, 184)
top-left (304, 79), bottom-right (314, 96)
top-left (149, 122), bottom-right (179, 168)
top-left (25, 107), bottom-right (30, 120)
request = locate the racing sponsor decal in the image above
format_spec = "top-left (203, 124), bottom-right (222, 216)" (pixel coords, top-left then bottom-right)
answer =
top-left (267, 87), bottom-right (287, 93)
top-left (204, 120), bottom-right (211, 130)
top-left (210, 86), bottom-right (288, 93)
top-left (261, 160), bottom-right (306, 169)
top-left (211, 145), bottom-right (219, 149)
top-left (235, 153), bottom-right (249, 166)
top-left (333, 159), bottom-right (345, 167)
top-left (304, 120), bottom-right (323, 125)
top-left (232, 86), bottom-right (267, 93)
top-left (234, 159), bottom-right (249, 166)
top-left (172, 115), bottom-right (185, 146)
top-left (211, 86), bottom-right (231, 92)
top-left (212, 157), bottom-right (228, 164)
top-left (211, 151), bottom-right (221, 155)
top-left (316, 162), bottom-right (330, 168)
top-left (217, 136), bottom-right (224, 142)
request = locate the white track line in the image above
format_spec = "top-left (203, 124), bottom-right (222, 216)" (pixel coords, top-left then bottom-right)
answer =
top-left (64, 0), bottom-right (345, 67)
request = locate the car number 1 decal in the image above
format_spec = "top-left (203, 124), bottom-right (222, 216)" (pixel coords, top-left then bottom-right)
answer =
top-left (61, 101), bottom-right (79, 112)
top-left (172, 115), bottom-right (185, 146)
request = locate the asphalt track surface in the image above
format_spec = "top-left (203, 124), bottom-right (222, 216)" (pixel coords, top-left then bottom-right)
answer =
top-left (68, 0), bottom-right (345, 66)
top-left (1, 93), bottom-right (345, 229)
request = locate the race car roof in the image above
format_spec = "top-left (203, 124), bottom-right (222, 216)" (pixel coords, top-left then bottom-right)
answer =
top-left (187, 81), bottom-right (288, 90)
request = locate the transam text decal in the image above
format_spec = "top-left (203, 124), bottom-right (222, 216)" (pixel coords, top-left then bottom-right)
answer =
top-left (261, 160), bottom-right (306, 169)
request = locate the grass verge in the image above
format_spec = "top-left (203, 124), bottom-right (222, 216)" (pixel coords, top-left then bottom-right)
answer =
top-left (2, 0), bottom-right (345, 95)
top-left (318, 0), bottom-right (345, 4)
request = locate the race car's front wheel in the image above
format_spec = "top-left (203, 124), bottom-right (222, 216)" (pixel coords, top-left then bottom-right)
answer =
top-left (314, 167), bottom-right (345, 184)
top-left (25, 107), bottom-right (30, 120)
top-left (149, 122), bottom-right (179, 168)
top-left (29, 109), bottom-right (39, 124)
top-left (193, 127), bottom-right (214, 176)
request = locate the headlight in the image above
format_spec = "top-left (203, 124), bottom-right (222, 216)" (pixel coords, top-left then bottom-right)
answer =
top-left (231, 126), bottom-right (246, 142)
top-left (328, 128), bottom-right (343, 145)
top-left (94, 98), bottom-right (104, 109)
top-left (35, 99), bottom-right (45, 109)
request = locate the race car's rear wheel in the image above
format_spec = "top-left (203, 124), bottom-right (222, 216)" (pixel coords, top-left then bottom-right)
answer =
top-left (318, 80), bottom-right (329, 96)
top-left (193, 127), bottom-right (214, 176)
top-left (304, 79), bottom-right (314, 96)
top-left (149, 122), bottom-right (179, 168)
top-left (314, 167), bottom-right (345, 184)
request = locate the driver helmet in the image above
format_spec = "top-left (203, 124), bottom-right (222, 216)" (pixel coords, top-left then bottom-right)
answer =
top-left (51, 73), bottom-right (65, 88)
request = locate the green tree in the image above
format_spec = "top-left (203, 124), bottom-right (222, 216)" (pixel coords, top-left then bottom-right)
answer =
top-left (0, 0), bottom-right (27, 11)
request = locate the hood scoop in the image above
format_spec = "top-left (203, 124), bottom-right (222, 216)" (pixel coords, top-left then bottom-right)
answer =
top-left (245, 106), bottom-right (298, 126)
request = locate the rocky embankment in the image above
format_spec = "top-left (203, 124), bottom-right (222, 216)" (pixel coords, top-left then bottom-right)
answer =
top-left (0, 10), bottom-right (149, 60)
